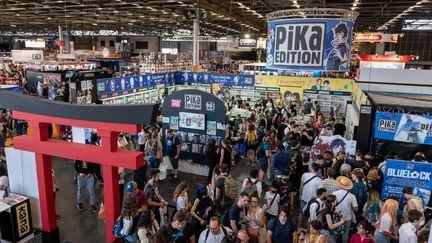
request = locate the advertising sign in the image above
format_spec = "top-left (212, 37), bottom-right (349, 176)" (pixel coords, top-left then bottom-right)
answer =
top-left (353, 33), bottom-right (399, 43)
top-left (310, 135), bottom-right (357, 161)
top-left (239, 38), bottom-right (257, 48)
top-left (255, 75), bottom-right (352, 102)
top-left (382, 160), bottom-right (432, 205)
top-left (374, 112), bottom-right (432, 145)
top-left (267, 19), bottom-right (354, 71)
top-left (357, 54), bottom-right (414, 70)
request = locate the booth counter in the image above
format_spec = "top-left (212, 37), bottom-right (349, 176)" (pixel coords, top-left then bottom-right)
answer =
top-left (0, 191), bottom-right (34, 243)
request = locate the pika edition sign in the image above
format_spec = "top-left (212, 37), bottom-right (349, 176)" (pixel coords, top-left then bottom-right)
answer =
top-left (267, 19), bottom-right (353, 71)
top-left (374, 112), bottom-right (432, 145)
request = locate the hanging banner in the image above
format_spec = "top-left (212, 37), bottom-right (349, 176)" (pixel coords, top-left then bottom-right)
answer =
top-left (382, 160), bottom-right (432, 205)
top-left (310, 135), bottom-right (357, 161)
top-left (374, 112), bottom-right (432, 145)
top-left (267, 18), bottom-right (354, 71)
top-left (254, 75), bottom-right (352, 102)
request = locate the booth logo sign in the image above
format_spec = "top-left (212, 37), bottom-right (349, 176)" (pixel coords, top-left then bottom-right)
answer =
top-left (15, 203), bottom-right (31, 237)
top-left (185, 94), bottom-right (202, 110)
top-left (171, 99), bottom-right (182, 108)
top-left (387, 167), bottom-right (431, 180)
top-left (274, 23), bottom-right (325, 67)
top-left (206, 101), bottom-right (215, 112)
top-left (378, 119), bottom-right (397, 132)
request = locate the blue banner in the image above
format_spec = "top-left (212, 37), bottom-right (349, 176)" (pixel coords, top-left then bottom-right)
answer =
top-left (97, 72), bottom-right (255, 96)
top-left (382, 160), bottom-right (432, 205)
top-left (266, 19), bottom-right (354, 71)
top-left (374, 112), bottom-right (432, 145)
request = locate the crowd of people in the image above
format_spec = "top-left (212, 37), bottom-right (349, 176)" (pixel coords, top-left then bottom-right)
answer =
top-left (1, 60), bottom-right (431, 243)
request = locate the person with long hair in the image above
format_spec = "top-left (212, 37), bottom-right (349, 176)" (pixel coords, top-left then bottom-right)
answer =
top-left (205, 139), bottom-right (219, 184)
top-left (191, 185), bottom-right (214, 238)
top-left (301, 220), bottom-right (326, 243)
top-left (137, 210), bottom-right (160, 243)
top-left (246, 123), bottom-right (258, 162)
top-left (366, 167), bottom-right (382, 192)
top-left (373, 198), bottom-right (399, 243)
top-left (246, 192), bottom-right (265, 243)
top-left (172, 181), bottom-right (191, 214)
top-left (219, 138), bottom-right (233, 172)
top-left (362, 190), bottom-right (383, 225)
top-left (321, 195), bottom-right (345, 243)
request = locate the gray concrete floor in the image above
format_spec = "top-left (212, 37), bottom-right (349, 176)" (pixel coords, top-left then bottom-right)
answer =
top-left (51, 156), bottom-right (230, 243)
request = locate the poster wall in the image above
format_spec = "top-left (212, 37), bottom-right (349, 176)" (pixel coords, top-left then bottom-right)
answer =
top-left (266, 19), bottom-right (354, 71)
top-left (382, 160), bottom-right (432, 205)
top-left (254, 75), bottom-right (352, 102)
top-left (374, 112), bottom-right (432, 145)
top-left (161, 89), bottom-right (226, 162)
top-left (310, 135), bottom-right (357, 161)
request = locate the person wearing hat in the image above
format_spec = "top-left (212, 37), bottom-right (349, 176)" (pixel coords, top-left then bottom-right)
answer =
top-left (126, 181), bottom-right (147, 213)
top-left (332, 176), bottom-right (358, 243)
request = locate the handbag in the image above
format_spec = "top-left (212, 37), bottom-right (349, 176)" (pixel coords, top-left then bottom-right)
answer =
top-left (159, 162), bottom-right (168, 180)
top-left (98, 203), bottom-right (105, 221)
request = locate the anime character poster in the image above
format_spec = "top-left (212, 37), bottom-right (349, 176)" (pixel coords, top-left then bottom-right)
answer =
top-left (169, 116), bottom-right (179, 130)
top-left (43, 74), bottom-right (62, 100)
top-left (374, 112), bottom-right (432, 145)
top-left (382, 160), bottom-right (432, 205)
top-left (179, 112), bottom-right (205, 131)
top-left (267, 19), bottom-right (353, 71)
top-left (206, 121), bottom-right (217, 136)
top-left (310, 135), bottom-right (357, 161)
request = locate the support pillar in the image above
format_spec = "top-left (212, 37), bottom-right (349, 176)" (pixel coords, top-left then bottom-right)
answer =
top-left (31, 122), bottom-right (59, 242)
top-left (99, 130), bottom-right (120, 243)
top-left (192, 6), bottom-right (200, 66)
top-left (58, 25), bottom-right (63, 54)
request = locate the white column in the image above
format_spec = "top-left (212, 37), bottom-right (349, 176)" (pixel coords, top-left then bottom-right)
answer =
top-left (192, 7), bottom-right (200, 66)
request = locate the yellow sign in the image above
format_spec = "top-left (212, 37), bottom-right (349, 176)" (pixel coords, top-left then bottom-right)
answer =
top-left (15, 202), bottom-right (31, 237)
top-left (255, 75), bottom-right (353, 101)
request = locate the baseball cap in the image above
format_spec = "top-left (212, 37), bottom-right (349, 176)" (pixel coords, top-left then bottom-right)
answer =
top-left (126, 181), bottom-right (137, 193)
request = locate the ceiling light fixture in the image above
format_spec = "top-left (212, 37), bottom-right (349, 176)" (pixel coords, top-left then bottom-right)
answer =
top-left (378, 0), bottom-right (428, 30)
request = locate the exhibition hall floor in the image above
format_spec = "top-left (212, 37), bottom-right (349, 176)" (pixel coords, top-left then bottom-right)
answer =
top-left (49, 157), bottom-right (252, 243)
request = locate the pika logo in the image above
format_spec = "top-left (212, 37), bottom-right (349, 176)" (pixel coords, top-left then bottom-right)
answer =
top-left (378, 119), bottom-right (396, 132)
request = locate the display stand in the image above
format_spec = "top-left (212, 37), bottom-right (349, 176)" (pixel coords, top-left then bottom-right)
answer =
top-left (161, 89), bottom-right (226, 167)
top-left (0, 192), bottom-right (34, 243)
top-left (303, 90), bottom-right (351, 118)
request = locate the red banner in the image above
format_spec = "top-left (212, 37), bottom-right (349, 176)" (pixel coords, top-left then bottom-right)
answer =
top-left (356, 54), bottom-right (414, 63)
top-left (354, 33), bottom-right (399, 43)
top-left (54, 40), bottom-right (65, 47)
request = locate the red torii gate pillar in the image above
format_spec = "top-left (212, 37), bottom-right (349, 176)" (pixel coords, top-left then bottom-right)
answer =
top-left (13, 111), bottom-right (143, 243)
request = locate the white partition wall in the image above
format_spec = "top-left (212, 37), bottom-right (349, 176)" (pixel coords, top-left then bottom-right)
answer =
top-left (5, 148), bottom-right (42, 229)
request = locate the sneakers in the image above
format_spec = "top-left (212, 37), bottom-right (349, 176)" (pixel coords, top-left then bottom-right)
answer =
top-left (0, 155), bottom-right (6, 161)
top-left (77, 203), bottom-right (83, 211)
top-left (91, 205), bottom-right (97, 214)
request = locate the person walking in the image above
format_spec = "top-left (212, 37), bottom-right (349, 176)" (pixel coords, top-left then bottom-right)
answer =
top-left (74, 160), bottom-right (97, 213)
top-left (164, 129), bottom-right (181, 180)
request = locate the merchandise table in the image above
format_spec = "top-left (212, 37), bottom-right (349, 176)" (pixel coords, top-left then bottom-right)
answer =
top-left (0, 191), bottom-right (33, 243)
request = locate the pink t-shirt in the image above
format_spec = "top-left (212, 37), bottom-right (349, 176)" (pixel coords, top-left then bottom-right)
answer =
top-left (349, 234), bottom-right (374, 243)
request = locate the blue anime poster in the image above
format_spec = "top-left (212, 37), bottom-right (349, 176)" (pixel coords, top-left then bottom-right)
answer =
top-left (266, 18), bottom-right (354, 71)
top-left (374, 112), bottom-right (432, 145)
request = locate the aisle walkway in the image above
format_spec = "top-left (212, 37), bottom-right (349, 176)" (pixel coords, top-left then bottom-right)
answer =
top-left (51, 157), bottom-right (209, 243)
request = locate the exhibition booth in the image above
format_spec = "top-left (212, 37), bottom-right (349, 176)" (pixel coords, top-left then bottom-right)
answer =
top-left (356, 92), bottom-right (432, 160)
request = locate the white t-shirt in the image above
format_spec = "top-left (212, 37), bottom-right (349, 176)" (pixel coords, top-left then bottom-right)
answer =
top-left (241, 178), bottom-right (262, 198)
top-left (309, 198), bottom-right (325, 222)
top-left (198, 226), bottom-right (232, 243)
top-left (176, 195), bottom-right (188, 211)
top-left (332, 189), bottom-right (358, 221)
top-left (301, 173), bottom-right (322, 203)
top-left (398, 222), bottom-right (417, 243)
top-left (0, 175), bottom-right (8, 189)
top-left (377, 212), bottom-right (392, 233)
top-left (265, 191), bottom-right (280, 216)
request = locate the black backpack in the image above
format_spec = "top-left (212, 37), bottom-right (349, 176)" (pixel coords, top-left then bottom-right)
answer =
top-left (303, 197), bottom-right (319, 219)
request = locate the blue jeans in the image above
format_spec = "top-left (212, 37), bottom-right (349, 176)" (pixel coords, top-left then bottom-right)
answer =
top-left (341, 220), bottom-right (351, 243)
top-left (374, 230), bottom-right (390, 243)
top-left (149, 157), bottom-right (161, 169)
top-left (77, 175), bottom-right (96, 206)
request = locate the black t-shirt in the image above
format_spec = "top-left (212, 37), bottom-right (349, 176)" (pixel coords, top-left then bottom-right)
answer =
top-left (288, 131), bottom-right (300, 143)
top-left (222, 204), bottom-right (242, 229)
top-left (160, 222), bottom-right (194, 243)
top-left (277, 180), bottom-right (294, 204)
top-left (277, 124), bottom-right (287, 140)
top-left (300, 129), bottom-right (314, 147)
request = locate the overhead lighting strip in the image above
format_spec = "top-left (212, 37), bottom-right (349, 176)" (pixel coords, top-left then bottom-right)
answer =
top-left (378, 0), bottom-right (430, 30)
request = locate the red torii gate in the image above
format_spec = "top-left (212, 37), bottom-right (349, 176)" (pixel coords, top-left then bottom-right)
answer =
top-left (0, 92), bottom-right (158, 243)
